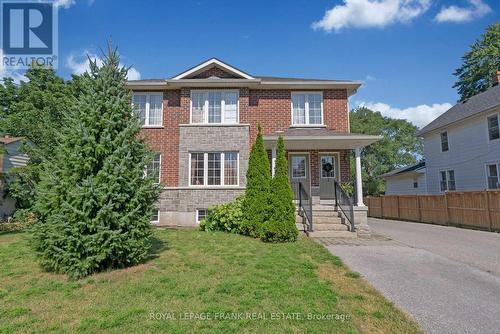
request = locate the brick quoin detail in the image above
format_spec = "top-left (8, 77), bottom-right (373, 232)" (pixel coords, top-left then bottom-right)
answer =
top-left (139, 88), bottom-right (350, 187)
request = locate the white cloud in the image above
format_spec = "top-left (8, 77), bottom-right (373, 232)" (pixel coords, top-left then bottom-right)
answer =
top-left (435, 0), bottom-right (491, 23)
top-left (66, 51), bottom-right (141, 80)
top-left (54, 0), bottom-right (76, 8)
top-left (357, 101), bottom-right (452, 128)
top-left (312, 0), bottom-right (431, 32)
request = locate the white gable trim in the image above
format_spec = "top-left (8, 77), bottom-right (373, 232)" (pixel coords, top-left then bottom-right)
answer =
top-left (171, 58), bottom-right (254, 80)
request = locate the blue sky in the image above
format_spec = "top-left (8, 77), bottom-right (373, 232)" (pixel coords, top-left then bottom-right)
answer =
top-left (4, 0), bottom-right (500, 128)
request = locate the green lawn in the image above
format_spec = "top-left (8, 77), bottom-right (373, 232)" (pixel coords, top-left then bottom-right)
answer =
top-left (0, 229), bottom-right (421, 333)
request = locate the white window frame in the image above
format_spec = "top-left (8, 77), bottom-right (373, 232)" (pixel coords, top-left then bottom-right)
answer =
top-left (291, 92), bottom-right (324, 126)
top-left (190, 90), bottom-right (240, 124)
top-left (440, 131), bottom-right (449, 152)
top-left (188, 152), bottom-right (239, 187)
top-left (439, 169), bottom-right (456, 192)
top-left (144, 153), bottom-right (161, 185)
top-left (132, 92), bottom-right (163, 127)
top-left (150, 209), bottom-right (160, 224)
top-left (196, 209), bottom-right (208, 224)
top-left (487, 113), bottom-right (500, 142)
top-left (485, 162), bottom-right (500, 189)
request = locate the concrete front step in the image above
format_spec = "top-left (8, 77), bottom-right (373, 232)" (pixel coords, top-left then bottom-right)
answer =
top-left (313, 223), bottom-right (348, 231)
top-left (307, 230), bottom-right (357, 238)
top-left (314, 216), bottom-right (343, 224)
top-left (311, 204), bottom-right (337, 211)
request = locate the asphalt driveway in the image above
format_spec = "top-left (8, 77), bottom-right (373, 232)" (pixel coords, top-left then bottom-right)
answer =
top-left (323, 218), bottom-right (500, 334)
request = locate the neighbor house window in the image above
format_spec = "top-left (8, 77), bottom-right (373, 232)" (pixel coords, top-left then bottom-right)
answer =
top-left (486, 163), bottom-right (500, 189)
top-left (145, 153), bottom-right (161, 184)
top-left (413, 178), bottom-right (418, 188)
top-left (292, 92), bottom-right (323, 125)
top-left (151, 208), bottom-right (160, 223)
top-left (190, 90), bottom-right (239, 124)
top-left (440, 131), bottom-right (449, 152)
top-left (440, 170), bottom-right (456, 191)
top-left (132, 93), bottom-right (163, 126)
top-left (488, 114), bottom-right (499, 141)
top-left (189, 152), bottom-right (239, 186)
top-left (196, 209), bottom-right (208, 223)
top-left (291, 156), bottom-right (306, 178)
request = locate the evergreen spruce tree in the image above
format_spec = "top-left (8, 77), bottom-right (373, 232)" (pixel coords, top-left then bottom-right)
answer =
top-left (32, 45), bottom-right (160, 279)
top-left (262, 136), bottom-right (298, 242)
top-left (241, 125), bottom-right (271, 237)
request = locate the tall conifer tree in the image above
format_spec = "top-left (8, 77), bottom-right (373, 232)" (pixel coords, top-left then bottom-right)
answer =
top-left (32, 45), bottom-right (160, 279)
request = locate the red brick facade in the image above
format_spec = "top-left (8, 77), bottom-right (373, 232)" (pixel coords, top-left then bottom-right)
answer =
top-left (138, 63), bottom-right (352, 188)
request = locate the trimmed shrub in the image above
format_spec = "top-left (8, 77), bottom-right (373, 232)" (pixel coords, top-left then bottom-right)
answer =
top-left (200, 196), bottom-right (244, 233)
top-left (261, 220), bottom-right (299, 243)
top-left (241, 125), bottom-right (271, 237)
top-left (268, 137), bottom-right (296, 224)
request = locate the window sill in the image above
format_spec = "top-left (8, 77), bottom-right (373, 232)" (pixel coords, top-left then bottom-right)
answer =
top-left (289, 125), bottom-right (326, 128)
top-left (180, 123), bottom-right (250, 127)
top-left (142, 125), bottom-right (164, 129)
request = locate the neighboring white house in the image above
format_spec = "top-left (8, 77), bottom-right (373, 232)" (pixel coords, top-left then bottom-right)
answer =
top-left (381, 162), bottom-right (427, 195)
top-left (416, 73), bottom-right (500, 194)
top-left (0, 136), bottom-right (29, 218)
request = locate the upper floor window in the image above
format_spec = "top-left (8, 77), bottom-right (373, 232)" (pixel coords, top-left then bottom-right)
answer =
top-left (191, 90), bottom-right (239, 124)
top-left (486, 163), bottom-right (499, 189)
top-left (440, 170), bottom-right (455, 191)
top-left (189, 152), bottom-right (239, 186)
top-left (145, 153), bottom-right (161, 184)
top-left (132, 93), bottom-right (163, 127)
top-left (440, 131), bottom-right (449, 152)
top-left (292, 92), bottom-right (323, 126)
top-left (488, 114), bottom-right (499, 141)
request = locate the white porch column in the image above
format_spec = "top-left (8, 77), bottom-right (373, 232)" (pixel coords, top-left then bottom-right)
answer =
top-left (354, 147), bottom-right (364, 206)
top-left (271, 147), bottom-right (277, 177)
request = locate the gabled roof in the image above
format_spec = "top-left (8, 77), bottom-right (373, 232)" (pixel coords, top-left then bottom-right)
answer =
top-left (126, 58), bottom-right (363, 94)
top-left (171, 58), bottom-right (254, 80)
top-left (418, 84), bottom-right (500, 136)
top-left (380, 161), bottom-right (426, 178)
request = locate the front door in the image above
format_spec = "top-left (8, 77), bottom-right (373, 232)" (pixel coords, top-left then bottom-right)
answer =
top-left (289, 154), bottom-right (310, 199)
top-left (319, 154), bottom-right (337, 200)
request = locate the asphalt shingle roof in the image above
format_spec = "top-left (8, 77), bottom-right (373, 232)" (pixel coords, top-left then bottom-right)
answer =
top-left (418, 84), bottom-right (500, 136)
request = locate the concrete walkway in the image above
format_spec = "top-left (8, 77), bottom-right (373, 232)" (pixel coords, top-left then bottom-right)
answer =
top-left (322, 218), bottom-right (500, 334)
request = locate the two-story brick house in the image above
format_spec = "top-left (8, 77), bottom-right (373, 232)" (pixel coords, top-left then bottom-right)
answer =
top-left (126, 59), bottom-right (378, 234)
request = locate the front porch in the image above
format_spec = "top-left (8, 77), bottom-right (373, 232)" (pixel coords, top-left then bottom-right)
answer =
top-left (264, 128), bottom-right (380, 238)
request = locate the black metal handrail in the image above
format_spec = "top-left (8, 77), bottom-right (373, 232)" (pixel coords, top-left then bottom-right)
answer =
top-left (297, 182), bottom-right (313, 232)
top-left (334, 180), bottom-right (355, 232)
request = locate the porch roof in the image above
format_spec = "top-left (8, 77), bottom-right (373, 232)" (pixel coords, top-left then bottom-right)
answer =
top-left (263, 128), bottom-right (381, 150)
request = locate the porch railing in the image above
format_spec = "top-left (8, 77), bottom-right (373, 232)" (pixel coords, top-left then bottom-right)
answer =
top-left (293, 181), bottom-right (313, 232)
top-left (334, 180), bottom-right (355, 232)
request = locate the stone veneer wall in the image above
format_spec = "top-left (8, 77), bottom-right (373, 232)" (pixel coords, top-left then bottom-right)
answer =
top-left (156, 124), bottom-right (249, 226)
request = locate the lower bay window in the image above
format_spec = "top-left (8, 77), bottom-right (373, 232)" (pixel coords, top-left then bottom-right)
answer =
top-left (190, 152), bottom-right (239, 186)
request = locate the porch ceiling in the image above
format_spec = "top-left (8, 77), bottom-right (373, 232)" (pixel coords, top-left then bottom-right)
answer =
top-left (263, 128), bottom-right (381, 150)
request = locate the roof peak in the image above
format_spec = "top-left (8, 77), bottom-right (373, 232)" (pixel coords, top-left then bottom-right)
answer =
top-left (171, 58), bottom-right (254, 80)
